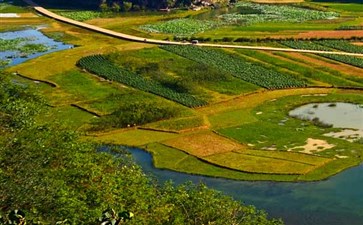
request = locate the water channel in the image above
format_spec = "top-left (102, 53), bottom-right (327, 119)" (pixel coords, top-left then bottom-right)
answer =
top-left (129, 102), bottom-right (363, 225)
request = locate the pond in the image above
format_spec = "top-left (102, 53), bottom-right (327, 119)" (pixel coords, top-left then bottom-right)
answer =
top-left (128, 147), bottom-right (363, 225)
top-left (0, 28), bottom-right (73, 68)
top-left (289, 102), bottom-right (363, 130)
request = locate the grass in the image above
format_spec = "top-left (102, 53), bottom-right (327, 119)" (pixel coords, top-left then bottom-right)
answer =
top-left (107, 47), bottom-right (260, 100)
top-left (241, 149), bottom-right (332, 166)
top-left (83, 91), bottom-right (170, 116)
top-left (42, 105), bottom-right (96, 130)
top-left (163, 131), bottom-right (244, 157)
top-left (3, 5), bottom-right (363, 182)
top-left (142, 115), bottom-right (206, 132)
top-left (233, 49), bottom-right (363, 87)
top-left (208, 108), bottom-right (258, 129)
top-left (47, 70), bottom-right (129, 104)
top-left (93, 129), bottom-right (179, 146)
top-left (204, 151), bottom-right (314, 174)
top-left (146, 143), bottom-right (299, 181)
top-left (145, 92), bottom-right (363, 181)
top-left (320, 3), bottom-right (363, 13)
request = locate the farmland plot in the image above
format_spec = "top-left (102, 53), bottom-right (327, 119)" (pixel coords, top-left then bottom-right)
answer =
top-left (77, 55), bottom-right (207, 107)
top-left (281, 40), bottom-right (363, 68)
top-left (161, 45), bottom-right (306, 89)
top-left (220, 2), bottom-right (339, 25)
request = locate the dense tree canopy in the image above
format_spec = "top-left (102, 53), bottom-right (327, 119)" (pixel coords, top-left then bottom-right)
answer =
top-left (0, 73), bottom-right (283, 224)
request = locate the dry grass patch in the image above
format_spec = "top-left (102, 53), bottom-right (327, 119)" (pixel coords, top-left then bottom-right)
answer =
top-left (92, 129), bottom-right (178, 146)
top-left (204, 152), bottom-right (313, 174)
top-left (163, 131), bottom-right (244, 157)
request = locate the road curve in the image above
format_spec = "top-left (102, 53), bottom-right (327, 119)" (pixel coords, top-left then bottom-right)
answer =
top-left (24, 0), bottom-right (363, 57)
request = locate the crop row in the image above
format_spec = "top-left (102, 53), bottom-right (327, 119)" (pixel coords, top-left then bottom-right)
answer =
top-left (314, 40), bottom-right (363, 54)
top-left (77, 55), bottom-right (206, 107)
top-left (160, 45), bottom-right (306, 89)
top-left (280, 41), bottom-right (363, 68)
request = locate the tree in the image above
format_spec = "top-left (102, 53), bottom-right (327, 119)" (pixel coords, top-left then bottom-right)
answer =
top-left (0, 73), bottom-right (283, 224)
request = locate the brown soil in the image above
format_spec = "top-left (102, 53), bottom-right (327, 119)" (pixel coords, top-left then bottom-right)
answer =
top-left (295, 30), bottom-right (363, 39)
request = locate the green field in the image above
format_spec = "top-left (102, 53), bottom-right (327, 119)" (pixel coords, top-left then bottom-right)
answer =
top-left (1, 0), bottom-right (363, 182)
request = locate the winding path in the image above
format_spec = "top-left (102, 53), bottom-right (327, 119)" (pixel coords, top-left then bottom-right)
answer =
top-left (24, 0), bottom-right (363, 57)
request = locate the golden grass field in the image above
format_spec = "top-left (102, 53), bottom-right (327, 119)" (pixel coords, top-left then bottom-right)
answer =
top-left (162, 131), bottom-right (245, 157)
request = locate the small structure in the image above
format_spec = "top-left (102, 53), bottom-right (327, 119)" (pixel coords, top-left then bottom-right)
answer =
top-left (159, 8), bottom-right (170, 12)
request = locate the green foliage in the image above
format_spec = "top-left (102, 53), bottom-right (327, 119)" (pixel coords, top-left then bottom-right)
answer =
top-left (140, 18), bottom-right (223, 36)
top-left (281, 40), bottom-right (363, 68)
top-left (106, 47), bottom-right (259, 97)
top-left (236, 50), bottom-right (363, 87)
top-left (0, 75), bottom-right (44, 130)
top-left (98, 208), bottom-right (134, 225)
top-left (58, 10), bottom-right (104, 21)
top-left (91, 101), bottom-right (180, 130)
top-left (77, 55), bottom-right (207, 107)
top-left (0, 71), bottom-right (283, 225)
top-left (161, 45), bottom-right (306, 89)
top-left (220, 2), bottom-right (339, 25)
top-left (315, 40), bottom-right (363, 54)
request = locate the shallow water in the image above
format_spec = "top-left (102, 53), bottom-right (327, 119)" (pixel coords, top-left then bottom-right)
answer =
top-left (128, 147), bottom-right (363, 225)
top-left (289, 102), bottom-right (363, 130)
top-left (0, 28), bottom-right (73, 67)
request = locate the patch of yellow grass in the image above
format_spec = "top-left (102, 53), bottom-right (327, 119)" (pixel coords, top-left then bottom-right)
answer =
top-left (205, 151), bottom-right (313, 174)
top-left (163, 131), bottom-right (244, 157)
top-left (92, 129), bottom-right (178, 146)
